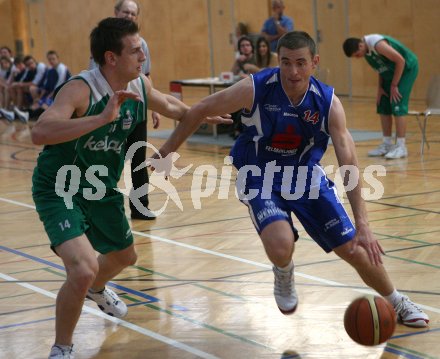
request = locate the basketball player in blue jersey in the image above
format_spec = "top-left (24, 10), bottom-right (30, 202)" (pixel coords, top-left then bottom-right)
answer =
top-left (158, 31), bottom-right (429, 328)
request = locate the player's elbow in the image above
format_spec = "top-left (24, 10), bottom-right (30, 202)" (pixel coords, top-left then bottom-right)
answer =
top-left (31, 127), bottom-right (44, 145)
top-left (31, 121), bottom-right (48, 145)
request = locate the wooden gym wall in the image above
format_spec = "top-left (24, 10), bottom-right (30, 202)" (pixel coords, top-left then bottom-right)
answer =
top-left (347, 0), bottom-right (440, 99)
top-left (0, 0), bottom-right (439, 99)
top-left (0, 0), bottom-right (15, 52)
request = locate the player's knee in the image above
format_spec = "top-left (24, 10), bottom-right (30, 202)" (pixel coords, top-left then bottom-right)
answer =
top-left (335, 241), bottom-right (366, 267)
top-left (67, 260), bottom-right (99, 294)
top-left (114, 248), bottom-right (137, 267)
top-left (126, 250), bottom-right (137, 266)
top-left (263, 234), bottom-right (295, 264)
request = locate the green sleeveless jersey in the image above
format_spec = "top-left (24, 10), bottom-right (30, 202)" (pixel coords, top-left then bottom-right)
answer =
top-left (364, 34), bottom-right (418, 81)
top-left (33, 68), bottom-right (147, 190)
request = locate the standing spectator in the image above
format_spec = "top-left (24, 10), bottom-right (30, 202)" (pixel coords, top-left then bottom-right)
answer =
top-left (89, 0), bottom-right (159, 220)
top-left (343, 35), bottom-right (418, 159)
top-left (261, 0), bottom-right (294, 52)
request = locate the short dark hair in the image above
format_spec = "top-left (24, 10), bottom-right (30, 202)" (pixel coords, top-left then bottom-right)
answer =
top-left (236, 22), bottom-right (248, 36)
top-left (237, 36), bottom-right (254, 55)
top-left (0, 56), bottom-right (12, 66)
top-left (46, 50), bottom-right (58, 57)
top-left (90, 17), bottom-right (139, 66)
top-left (13, 55), bottom-right (24, 65)
top-left (342, 38), bottom-right (361, 57)
top-left (0, 46), bottom-right (12, 55)
top-left (277, 31), bottom-right (316, 56)
top-left (23, 55), bottom-right (35, 64)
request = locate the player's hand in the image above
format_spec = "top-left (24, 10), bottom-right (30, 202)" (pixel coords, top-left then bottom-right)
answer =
top-left (350, 225), bottom-right (385, 266)
top-left (376, 87), bottom-right (388, 106)
top-left (99, 90), bottom-right (141, 124)
top-left (237, 54), bottom-right (247, 63)
top-left (203, 114), bottom-right (232, 125)
top-left (152, 111), bottom-right (161, 129)
top-left (147, 150), bottom-right (173, 180)
top-left (390, 85), bottom-right (402, 103)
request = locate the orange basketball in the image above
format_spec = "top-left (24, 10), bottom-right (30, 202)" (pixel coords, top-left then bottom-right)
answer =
top-left (344, 295), bottom-right (397, 346)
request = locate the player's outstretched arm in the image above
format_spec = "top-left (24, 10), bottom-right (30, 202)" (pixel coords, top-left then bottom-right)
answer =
top-left (31, 79), bottom-right (140, 145)
top-left (329, 95), bottom-right (384, 266)
top-left (158, 77), bottom-right (254, 156)
top-left (144, 74), bottom-right (232, 126)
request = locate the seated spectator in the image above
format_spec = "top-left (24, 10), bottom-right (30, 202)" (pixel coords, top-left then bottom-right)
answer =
top-left (0, 56), bottom-right (45, 123)
top-left (0, 56), bottom-right (27, 122)
top-left (230, 36), bottom-right (256, 140)
top-left (10, 56), bottom-right (27, 81)
top-left (243, 37), bottom-right (278, 74)
top-left (0, 46), bottom-right (14, 63)
top-left (11, 55), bottom-right (47, 110)
top-left (0, 56), bottom-right (13, 108)
top-left (29, 50), bottom-right (71, 110)
top-left (231, 36), bottom-right (256, 78)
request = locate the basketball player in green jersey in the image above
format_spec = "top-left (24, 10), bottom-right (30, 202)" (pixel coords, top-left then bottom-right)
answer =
top-left (31, 18), bottom-right (230, 359)
top-left (343, 35), bottom-right (418, 159)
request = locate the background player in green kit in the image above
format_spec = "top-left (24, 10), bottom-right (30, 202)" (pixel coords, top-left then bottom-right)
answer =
top-left (343, 34), bottom-right (418, 159)
top-left (31, 17), bottom-right (230, 359)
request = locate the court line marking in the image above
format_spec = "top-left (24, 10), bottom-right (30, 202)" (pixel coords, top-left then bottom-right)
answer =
top-left (135, 231), bottom-right (440, 315)
top-left (0, 197), bottom-right (35, 209)
top-left (1, 195), bottom-right (439, 315)
top-left (0, 196), bottom-right (437, 357)
top-left (384, 346), bottom-right (426, 359)
top-left (0, 246), bottom-right (277, 352)
top-left (0, 244), bottom-right (160, 303)
top-left (0, 317), bottom-right (55, 330)
top-left (0, 271), bottom-right (219, 359)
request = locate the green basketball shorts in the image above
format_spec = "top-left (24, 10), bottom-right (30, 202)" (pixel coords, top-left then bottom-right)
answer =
top-left (32, 173), bottom-right (133, 254)
top-left (377, 64), bottom-right (418, 116)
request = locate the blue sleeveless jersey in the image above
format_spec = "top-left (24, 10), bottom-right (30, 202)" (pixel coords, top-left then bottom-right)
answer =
top-left (230, 67), bottom-right (335, 193)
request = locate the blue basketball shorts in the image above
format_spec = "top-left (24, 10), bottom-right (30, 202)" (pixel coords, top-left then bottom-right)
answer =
top-left (241, 182), bottom-right (356, 253)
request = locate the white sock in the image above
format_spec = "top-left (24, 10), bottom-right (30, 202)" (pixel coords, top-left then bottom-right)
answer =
top-left (276, 261), bottom-right (294, 272)
top-left (88, 287), bottom-right (105, 294)
top-left (384, 289), bottom-right (403, 307)
top-left (396, 137), bottom-right (406, 147)
top-left (383, 136), bottom-right (393, 145)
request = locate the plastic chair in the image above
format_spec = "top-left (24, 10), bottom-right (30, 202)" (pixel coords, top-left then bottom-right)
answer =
top-left (408, 75), bottom-right (440, 154)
